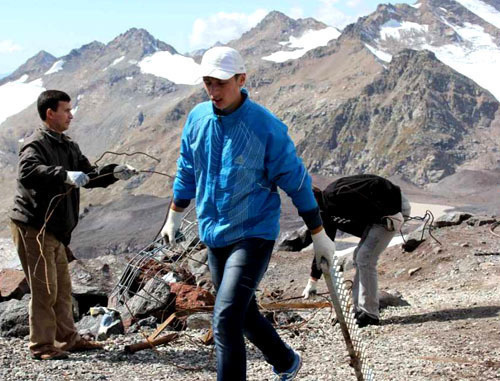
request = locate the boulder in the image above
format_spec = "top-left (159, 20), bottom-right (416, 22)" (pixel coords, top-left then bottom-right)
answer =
top-left (0, 269), bottom-right (29, 301)
top-left (169, 283), bottom-right (215, 310)
top-left (75, 314), bottom-right (103, 339)
top-left (466, 216), bottom-right (497, 227)
top-left (435, 212), bottom-right (472, 228)
top-left (126, 277), bottom-right (173, 317)
top-left (0, 295), bottom-right (29, 337)
top-left (186, 313), bottom-right (212, 330)
top-left (186, 249), bottom-right (213, 290)
top-left (276, 226), bottom-right (311, 252)
top-left (69, 255), bottom-right (126, 296)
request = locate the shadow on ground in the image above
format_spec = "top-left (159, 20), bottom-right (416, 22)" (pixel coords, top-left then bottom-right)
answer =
top-left (383, 305), bottom-right (500, 325)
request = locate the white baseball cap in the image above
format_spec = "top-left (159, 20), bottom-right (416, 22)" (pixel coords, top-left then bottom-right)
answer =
top-left (200, 46), bottom-right (246, 80)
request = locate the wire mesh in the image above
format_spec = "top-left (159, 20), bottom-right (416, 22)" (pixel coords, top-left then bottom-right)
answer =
top-left (110, 206), bottom-right (204, 308)
top-left (321, 256), bottom-right (376, 381)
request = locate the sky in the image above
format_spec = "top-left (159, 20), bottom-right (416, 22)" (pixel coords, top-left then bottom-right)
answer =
top-left (0, 0), bottom-right (414, 75)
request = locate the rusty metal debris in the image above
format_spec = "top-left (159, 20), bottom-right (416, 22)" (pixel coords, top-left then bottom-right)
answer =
top-left (124, 332), bottom-right (179, 354)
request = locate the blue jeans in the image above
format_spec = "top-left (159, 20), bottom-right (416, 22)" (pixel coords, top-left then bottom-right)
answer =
top-left (208, 238), bottom-right (295, 381)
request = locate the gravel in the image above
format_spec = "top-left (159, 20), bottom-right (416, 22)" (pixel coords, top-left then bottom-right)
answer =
top-left (1, 223), bottom-right (500, 380)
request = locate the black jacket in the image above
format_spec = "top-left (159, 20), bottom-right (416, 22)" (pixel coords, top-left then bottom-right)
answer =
top-left (309, 174), bottom-right (403, 279)
top-left (317, 174), bottom-right (402, 239)
top-left (10, 126), bottom-right (118, 245)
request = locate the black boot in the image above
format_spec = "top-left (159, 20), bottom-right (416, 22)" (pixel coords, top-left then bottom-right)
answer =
top-left (356, 311), bottom-right (380, 328)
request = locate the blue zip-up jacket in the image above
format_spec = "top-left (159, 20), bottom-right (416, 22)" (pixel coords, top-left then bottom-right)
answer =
top-left (173, 90), bottom-right (320, 248)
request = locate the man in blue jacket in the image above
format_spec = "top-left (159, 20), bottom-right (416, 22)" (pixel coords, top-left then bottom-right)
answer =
top-left (162, 46), bottom-right (335, 381)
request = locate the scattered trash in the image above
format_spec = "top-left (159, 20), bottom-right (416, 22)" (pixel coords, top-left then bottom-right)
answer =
top-left (89, 306), bottom-right (124, 340)
top-left (408, 267), bottom-right (422, 276)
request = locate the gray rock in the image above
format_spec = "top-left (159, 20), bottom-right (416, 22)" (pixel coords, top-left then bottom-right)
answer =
top-left (435, 212), bottom-right (472, 228)
top-left (75, 314), bottom-right (103, 338)
top-left (126, 277), bottom-right (172, 317)
top-left (0, 297), bottom-right (29, 337)
top-left (186, 313), bottom-right (212, 330)
top-left (466, 216), bottom-right (497, 227)
top-left (69, 255), bottom-right (125, 296)
top-left (379, 290), bottom-right (410, 309)
top-left (276, 226), bottom-right (311, 252)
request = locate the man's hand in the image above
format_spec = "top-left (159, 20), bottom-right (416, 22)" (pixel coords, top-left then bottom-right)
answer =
top-left (161, 208), bottom-right (184, 244)
top-left (65, 171), bottom-right (90, 187)
top-left (302, 278), bottom-right (318, 299)
top-left (113, 164), bottom-right (138, 180)
top-left (311, 228), bottom-right (335, 271)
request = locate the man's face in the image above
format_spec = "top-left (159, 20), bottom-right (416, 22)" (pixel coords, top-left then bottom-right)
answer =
top-left (46, 101), bottom-right (73, 133)
top-left (202, 74), bottom-right (246, 113)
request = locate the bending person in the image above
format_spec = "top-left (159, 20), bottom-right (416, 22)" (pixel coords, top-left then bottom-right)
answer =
top-left (301, 174), bottom-right (411, 328)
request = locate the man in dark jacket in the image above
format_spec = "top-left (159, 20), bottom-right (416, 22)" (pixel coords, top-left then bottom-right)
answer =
top-left (301, 174), bottom-right (411, 327)
top-left (9, 90), bottom-right (138, 360)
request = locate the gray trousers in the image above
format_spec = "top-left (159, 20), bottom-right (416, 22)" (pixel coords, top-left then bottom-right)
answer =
top-left (352, 194), bottom-right (411, 318)
top-left (352, 224), bottom-right (394, 319)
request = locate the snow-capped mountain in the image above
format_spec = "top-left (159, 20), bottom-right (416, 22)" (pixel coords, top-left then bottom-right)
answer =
top-left (0, 2), bottom-right (499, 211)
top-left (1, 3), bottom-right (500, 254)
top-left (351, 0), bottom-right (500, 101)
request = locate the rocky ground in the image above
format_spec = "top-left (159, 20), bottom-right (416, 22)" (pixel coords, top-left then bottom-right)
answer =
top-left (1, 215), bottom-right (500, 380)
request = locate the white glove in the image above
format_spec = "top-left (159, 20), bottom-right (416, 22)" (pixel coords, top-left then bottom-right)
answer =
top-left (161, 209), bottom-right (184, 244)
top-left (113, 164), bottom-right (138, 180)
top-left (312, 229), bottom-right (335, 271)
top-left (302, 278), bottom-right (318, 299)
top-left (65, 171), bottom-right (90, 187)
top-left (383, 212), bottom-right (404, 232)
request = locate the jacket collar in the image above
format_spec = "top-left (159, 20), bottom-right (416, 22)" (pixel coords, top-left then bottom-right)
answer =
top-left (38, 124), bottom-right (72, 144)
top-left (212, 88), bottom-right (250, 121)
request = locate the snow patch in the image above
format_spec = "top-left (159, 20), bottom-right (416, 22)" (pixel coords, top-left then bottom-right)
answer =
top-left (420, 21), bottom-right (500, 101)
top-left (111, 56), bottom-right (125, 66)
top-left (0, 76), bottom-right (45, 125)
top-left (262, 27), bottom-right (340, 63)
top-left (138, 51), bottom-right (201, 85)
top-left (455, 0), bottom-right (500, 29)
top-left (411, 2), bottom-right (421, 9)
top-left (365, 43), bottom-right (393, 62)
top-left (380, 20), bottom-right (429, 40)
top-left (44, 60), bottom-right (64, 75)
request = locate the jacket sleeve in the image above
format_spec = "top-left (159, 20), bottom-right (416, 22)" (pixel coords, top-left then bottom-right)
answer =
top-left (265, 118), bottom-right (319, 216)
top-left (17, 145), bottom-right (67, 188)
top-left (173, 115), bottom-right (196, 201)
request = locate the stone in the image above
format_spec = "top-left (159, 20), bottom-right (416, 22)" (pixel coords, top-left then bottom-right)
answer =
top-left (276, 226), bottom-right (311, 252)
top-left (169, 283), bottom-right (215, 310)
top-left (186, 313), bottom-right (212, 330)
top-left (379, 290), bottom-right (410, 309)
top-left (466, 216), bottom-right (497, 227)
top-left (126, 277), bottom-right (173, 317)
top-left (0, 296), bottom-right (29, 338)
top-left (435, 212), bottom-right (472, 228)
top-left (0, 269), bottom-right (29, 301)
top-left (75, 314), bottom-right (103, 339)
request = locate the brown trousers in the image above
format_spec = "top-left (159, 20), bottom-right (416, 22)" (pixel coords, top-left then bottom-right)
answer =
top-left (10, 220), bottom-right (79, 354)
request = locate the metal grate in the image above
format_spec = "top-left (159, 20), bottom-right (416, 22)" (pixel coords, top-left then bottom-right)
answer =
top-left (110, 206), bottom-right (204, 307)
top-left (321, 256), bottom-right (376, 381)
